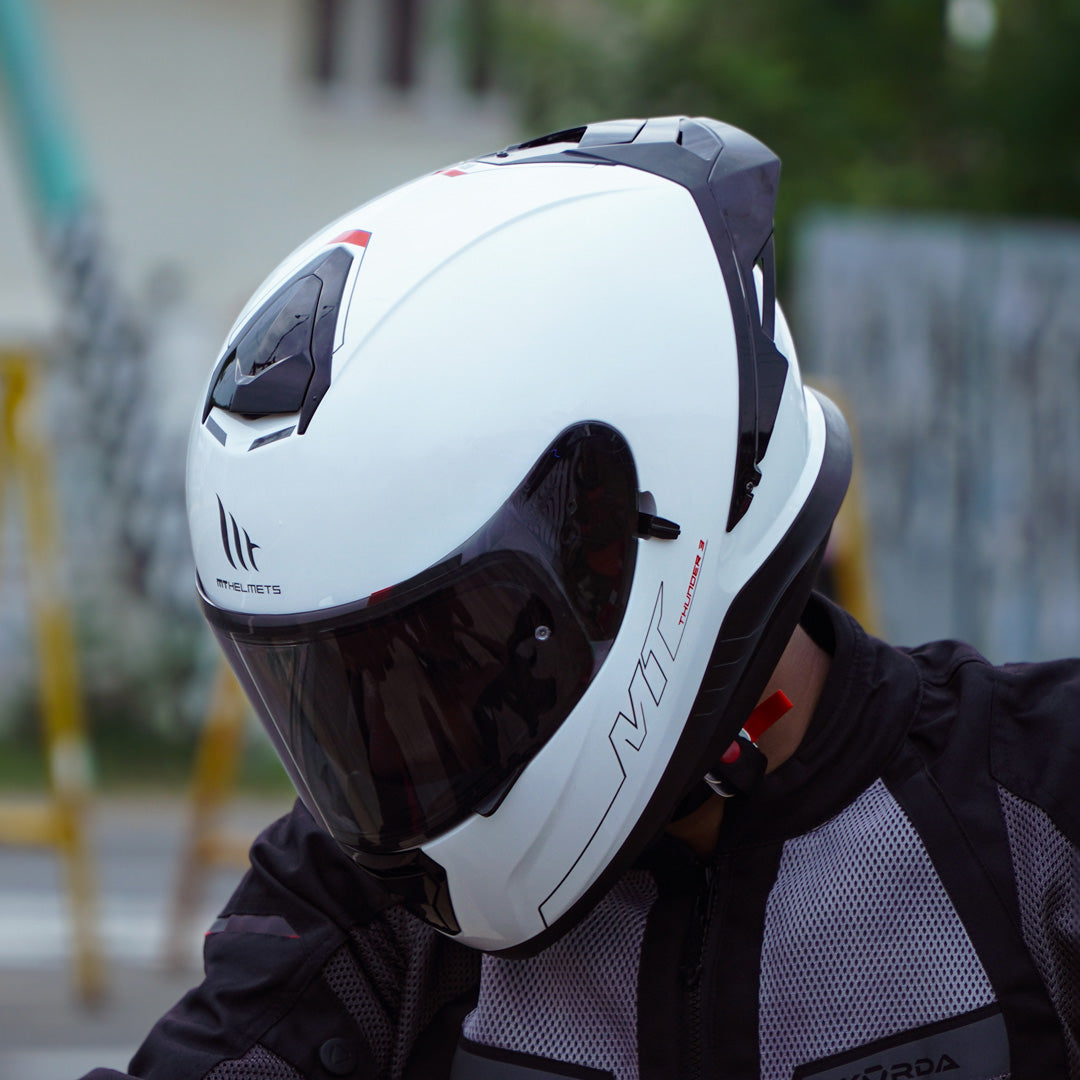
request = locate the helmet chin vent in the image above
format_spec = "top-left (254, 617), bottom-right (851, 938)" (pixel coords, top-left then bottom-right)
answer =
top-left (351, 849), bottom-right (461, 936)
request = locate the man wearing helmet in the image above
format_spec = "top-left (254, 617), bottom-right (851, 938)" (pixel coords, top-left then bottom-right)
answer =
top-left (81, 118), bottom-right (1079, 1080)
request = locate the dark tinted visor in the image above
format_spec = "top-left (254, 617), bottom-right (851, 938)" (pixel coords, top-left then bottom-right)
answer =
top-left (202, 423), bottom-right (640, 854)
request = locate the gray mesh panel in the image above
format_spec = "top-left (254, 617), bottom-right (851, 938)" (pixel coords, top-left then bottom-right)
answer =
top-left (204, 1044), bottom-right (304, 1080)
top-left (323, 942), bottom-right (396, 1070)
top-left (759, 779), bottom-right (996, 1080)
top-left (462, 869), bottom-right (657, 1080)
top-left (999, 786), bottom-right (1080, 1078)
top-left (324, 904), bottom-right (480, 1080)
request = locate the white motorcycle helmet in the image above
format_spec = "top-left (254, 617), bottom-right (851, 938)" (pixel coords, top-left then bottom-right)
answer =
top-left (187, 117), bottom-right (851, 956)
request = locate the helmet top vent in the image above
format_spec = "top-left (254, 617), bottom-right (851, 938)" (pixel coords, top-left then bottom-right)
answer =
top-left (203, 246), bottom-right (354, 433)
top-left (509, 125), bottom-right (587, 151)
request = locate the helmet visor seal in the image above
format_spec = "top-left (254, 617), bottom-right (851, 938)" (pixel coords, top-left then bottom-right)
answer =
top-left (201, 423), bottom-right (640, 854)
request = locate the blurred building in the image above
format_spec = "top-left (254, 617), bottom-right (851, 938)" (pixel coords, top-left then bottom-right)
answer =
top-left (0, 0), bottom-right (512, 338)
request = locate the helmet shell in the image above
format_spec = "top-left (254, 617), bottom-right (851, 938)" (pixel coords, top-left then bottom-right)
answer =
top-left (188, 118), bottom-right (849, 953)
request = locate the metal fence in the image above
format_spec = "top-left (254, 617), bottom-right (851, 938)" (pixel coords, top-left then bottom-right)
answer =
top-left (795, 211), bottom-right (1080, 663)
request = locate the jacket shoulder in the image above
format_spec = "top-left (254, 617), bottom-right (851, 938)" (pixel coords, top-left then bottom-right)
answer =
top-left (897, 636), bottom-right (1080, 843)
top-left (121, 802), bottom-right (477, 1079)
top-left (988, 655), bottom-right (1080, 844)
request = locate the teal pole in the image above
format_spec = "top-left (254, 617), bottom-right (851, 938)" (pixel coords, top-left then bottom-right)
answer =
top-left (0, 0), bottom-right (85, 220)
top-left (0, 0), bottom-right (160, 601)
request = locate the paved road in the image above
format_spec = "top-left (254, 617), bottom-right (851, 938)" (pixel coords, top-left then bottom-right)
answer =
top-left (0, 794), bottom-right (292, 1080)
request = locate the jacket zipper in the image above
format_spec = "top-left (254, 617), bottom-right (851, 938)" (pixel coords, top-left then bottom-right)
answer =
top-left (680, 862), bottom-right (719, 1080)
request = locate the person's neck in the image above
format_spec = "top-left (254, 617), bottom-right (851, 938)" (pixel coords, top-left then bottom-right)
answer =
top-left (665, 622), bottom-right (831, 857)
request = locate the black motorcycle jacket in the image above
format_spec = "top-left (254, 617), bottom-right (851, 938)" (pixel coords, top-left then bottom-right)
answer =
top-left (80, 596), bottom-right (1080, 1080)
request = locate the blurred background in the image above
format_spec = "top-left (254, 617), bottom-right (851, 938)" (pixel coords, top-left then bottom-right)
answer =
top-left (0, 1), bottom-right (1077, 1076)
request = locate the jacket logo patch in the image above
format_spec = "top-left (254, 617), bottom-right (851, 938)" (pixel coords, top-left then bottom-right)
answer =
top-left (793, 1007), bottom-right (1008, 1080)
top-left (834, 1054), bottom-right (958, 1079)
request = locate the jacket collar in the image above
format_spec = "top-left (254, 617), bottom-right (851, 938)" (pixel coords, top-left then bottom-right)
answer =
top-left (715, 593), bottom-right (922, 851)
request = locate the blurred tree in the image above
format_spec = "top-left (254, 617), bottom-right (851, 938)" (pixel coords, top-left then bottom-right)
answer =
top-left (461, 0), bottom-right (497, 94)
top-left (384, 0), bottom-right (423, 91)
top-left (483, 0), bottom-right (1079, 265)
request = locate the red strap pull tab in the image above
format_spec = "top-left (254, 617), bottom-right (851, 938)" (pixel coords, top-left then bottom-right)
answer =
top-left (720, 740), bottom-right (742, 765)
top-left (743, 689), bottom-right (793, 744)
top-left (709, 691), bottom-right (794, 797)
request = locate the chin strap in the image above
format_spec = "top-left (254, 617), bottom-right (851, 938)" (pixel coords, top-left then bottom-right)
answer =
top-left (703, 690), bottom-right (793, 799)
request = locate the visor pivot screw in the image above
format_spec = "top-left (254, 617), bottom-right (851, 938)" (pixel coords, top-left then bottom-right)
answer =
top-left (534, 625), bottom-right (552, 642)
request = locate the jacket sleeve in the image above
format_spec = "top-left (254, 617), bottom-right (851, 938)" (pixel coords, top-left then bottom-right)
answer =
top-left (76, 801), bottom-right (479, 1080)
top-left (990, 658), bottom-right (1080, 1066)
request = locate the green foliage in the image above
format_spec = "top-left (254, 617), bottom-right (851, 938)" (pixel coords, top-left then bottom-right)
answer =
top-left (486, 0), bottom-right (1079, 259)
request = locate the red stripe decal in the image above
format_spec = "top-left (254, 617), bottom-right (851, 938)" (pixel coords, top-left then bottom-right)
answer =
top-left (441, 168), bottom-right (466, 177)
top-left (332, 229), bottom-right (371, 248)
top-left (206, 914), bottom-right (300, 939)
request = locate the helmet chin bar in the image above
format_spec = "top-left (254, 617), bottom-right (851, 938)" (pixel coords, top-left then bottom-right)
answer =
top-left (669, 527), bottom-right (833, 824)
top-left (346, 530), bottom-right (826, 955)
top-left (340, 396), bottom-right (849, 964)
top-left (488, 393), bottom-right (851, 960)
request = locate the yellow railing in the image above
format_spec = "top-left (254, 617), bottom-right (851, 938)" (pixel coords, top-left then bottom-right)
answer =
top-left (808, 377), bottom-right (881, 636)
top-left (163, 661), bottom-right (251, 967)
top-left (0, 348), bottom-right (106, 1004)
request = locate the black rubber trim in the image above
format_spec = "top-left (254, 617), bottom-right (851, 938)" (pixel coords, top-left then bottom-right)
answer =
top-left (452, 1037), bottom-right (615, 1080)
top-left (491, 390), bottom-right (851, 959)
top-left (671, 390), bottom-right (852, 817)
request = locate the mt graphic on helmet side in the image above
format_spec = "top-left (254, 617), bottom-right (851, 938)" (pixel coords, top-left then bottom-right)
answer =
top-left (187, 117), bottom-right (851, 955)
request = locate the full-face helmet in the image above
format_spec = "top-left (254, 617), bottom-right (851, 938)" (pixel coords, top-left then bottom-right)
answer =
top-left (187, 117), bottom-right (851, 955)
